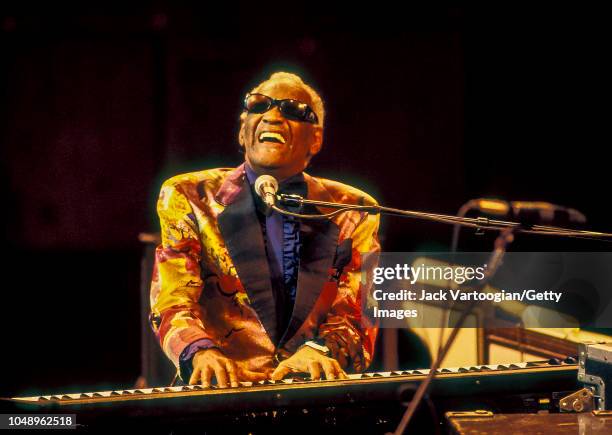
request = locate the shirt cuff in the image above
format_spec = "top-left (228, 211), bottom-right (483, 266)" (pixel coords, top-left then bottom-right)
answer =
top-left (179, 338), bottom-right (217, 383)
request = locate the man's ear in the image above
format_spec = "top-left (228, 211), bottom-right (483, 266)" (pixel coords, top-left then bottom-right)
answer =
top-left (238, 113), bottom-right (247, 148)
top-left (309, 127), bottom-right (323, 156)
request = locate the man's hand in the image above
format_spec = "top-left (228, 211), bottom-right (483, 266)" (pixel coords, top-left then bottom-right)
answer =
top-left (189, 348), bottom-right (266, 388)
top-left (271, 346), bottom-right (348, 381)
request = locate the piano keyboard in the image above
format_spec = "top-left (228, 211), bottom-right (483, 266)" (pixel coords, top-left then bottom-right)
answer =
top-left (8, 359), bottom-right (577, 406)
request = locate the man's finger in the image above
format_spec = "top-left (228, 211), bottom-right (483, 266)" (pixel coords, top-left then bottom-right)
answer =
top-left (226, 361), bottom-right (239, 387)
top-left (201, 365), bottom-right (213, 388)
top-left (331, 360), bottom-right (348, 379)
top-left (308, 361), bottom-right (322, 380)
top-left (271, 363), bottom-right (292, 381)
top-left (189, 367), bottom-right (201, 385)
top-left (214, 363), bottom-right (229, 388)
top-left (238, 367), bottom-right (270, 382)
top-left (320, 359), bottom-right (335, 380)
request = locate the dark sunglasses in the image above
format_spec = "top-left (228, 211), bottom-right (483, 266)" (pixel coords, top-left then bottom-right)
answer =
top-left (243, 93), bottom-right (319, 124)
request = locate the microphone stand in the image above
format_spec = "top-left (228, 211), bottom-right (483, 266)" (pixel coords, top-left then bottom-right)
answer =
top-left (274, 194), bottom-right (612, 240)
top-left (389, 227), bottom-right (515, 435)
top-left (272, 193), bottom-right (612, 433)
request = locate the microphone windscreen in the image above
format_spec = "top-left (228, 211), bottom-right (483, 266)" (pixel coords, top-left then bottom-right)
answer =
top-left (254, 175), bottom-right (278, 196)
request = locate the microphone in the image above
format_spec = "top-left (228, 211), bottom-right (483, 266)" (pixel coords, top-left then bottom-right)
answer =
top-left (472, 198), bottom-right (587, 226)
top-left (254, 175), bottom-right (279, 210)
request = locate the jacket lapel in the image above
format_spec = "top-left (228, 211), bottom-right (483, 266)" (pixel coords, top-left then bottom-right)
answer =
top-left (278, 174), bottom-right (341, 348)
top-left (279, 212), bottom-right (339, 347)
top-left (216, 169), bottom-right (278, 343)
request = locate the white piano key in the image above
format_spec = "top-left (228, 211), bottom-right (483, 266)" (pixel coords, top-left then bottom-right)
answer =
top-left (439, 366), bottom-right (461, 373)
top-left (10, 395), bottom-right (41, 402)
top-left (167, 386), bottom-right (186, 393)
top-left (482, 365), bottom-right (500, 370)
top-left (90, 390), bottom-right (115, 397)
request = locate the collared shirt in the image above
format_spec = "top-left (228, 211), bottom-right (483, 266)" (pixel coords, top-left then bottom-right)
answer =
top-left (244, 164), bottom-right (306, 336)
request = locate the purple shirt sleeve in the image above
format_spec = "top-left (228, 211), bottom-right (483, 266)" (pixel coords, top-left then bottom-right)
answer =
top-left (179, 338), bottom-right (217, 382)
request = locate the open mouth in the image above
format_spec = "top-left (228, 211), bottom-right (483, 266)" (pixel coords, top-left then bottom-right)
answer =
top-left (258, 131), bottom-right (287, 144)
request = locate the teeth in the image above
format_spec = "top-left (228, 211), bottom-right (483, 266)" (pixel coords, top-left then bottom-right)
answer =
top-left (258, 132), bottom-right (286, 144)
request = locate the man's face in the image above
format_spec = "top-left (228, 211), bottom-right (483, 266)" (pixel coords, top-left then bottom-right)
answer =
top-left (239, 80), bottom-right (322, 180)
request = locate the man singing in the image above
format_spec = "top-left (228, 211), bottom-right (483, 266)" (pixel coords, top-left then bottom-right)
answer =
top-left (150, 72), bottom-right (380, 388)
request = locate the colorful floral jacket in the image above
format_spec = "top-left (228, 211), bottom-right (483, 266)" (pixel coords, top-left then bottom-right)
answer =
top-left (150, 163), bottom-right (380, 381)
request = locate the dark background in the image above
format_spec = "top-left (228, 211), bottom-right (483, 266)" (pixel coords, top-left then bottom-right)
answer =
top-left (1, 3), bottom-right (609, 396)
